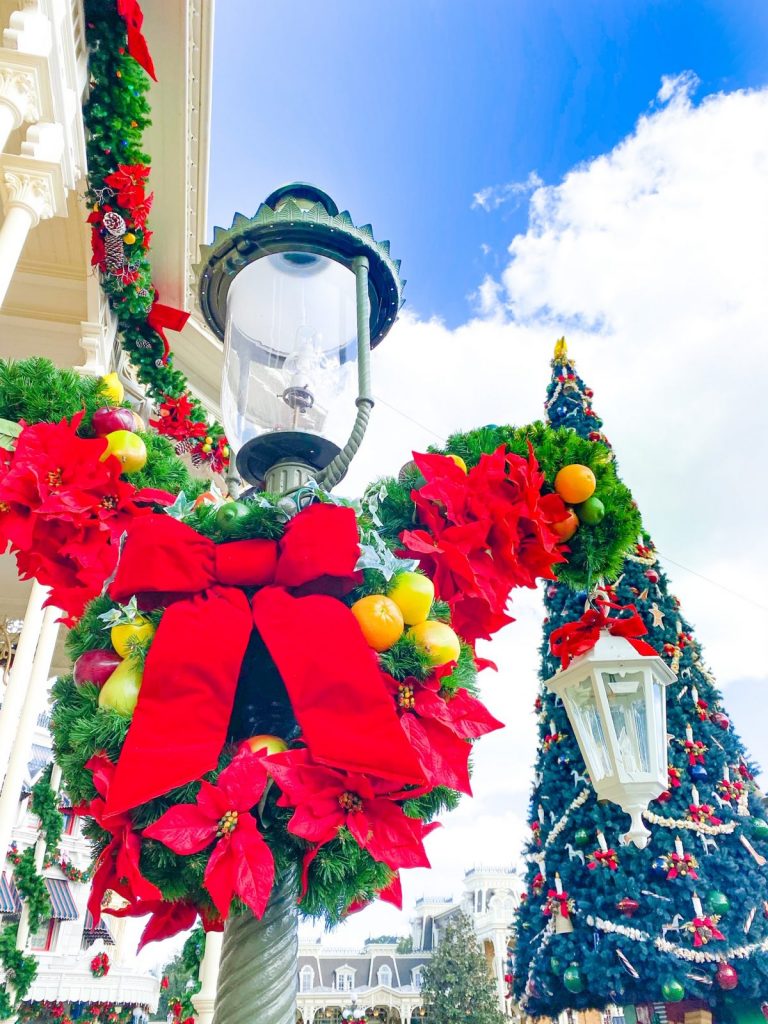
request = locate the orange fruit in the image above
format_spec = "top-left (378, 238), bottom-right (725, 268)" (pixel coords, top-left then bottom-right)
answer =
top-left (388, 571), bottom-right (434, 625)
top-left (446, 453), bottom-right (468, 473)
top-left (554, 464), bottom-right (596, 504)
top-left (101, 430), bottom-right (147, 474)
top-left (408, 620), bottom-right (461, 666)
top-left (351, 595), bottom-right (405, 652)
top-left (552, 509), bottom-right (579, 541)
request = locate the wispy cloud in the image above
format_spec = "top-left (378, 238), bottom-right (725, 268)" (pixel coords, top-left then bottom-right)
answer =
top-left (471, 170), bottom-right (543, 212)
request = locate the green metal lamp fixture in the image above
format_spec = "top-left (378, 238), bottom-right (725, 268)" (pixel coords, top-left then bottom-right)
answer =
top-left (196, 183), bottom-right (404, 494)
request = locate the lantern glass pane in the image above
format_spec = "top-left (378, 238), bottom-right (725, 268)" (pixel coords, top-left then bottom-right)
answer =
top-left (221, 252), bottom-right (357, 449)
top-left (651, 676), bottom-right (666, 765)
top-left (564, 676), bottom-right (612, 782)
top-left (602, 670), bottom-right (649, 776)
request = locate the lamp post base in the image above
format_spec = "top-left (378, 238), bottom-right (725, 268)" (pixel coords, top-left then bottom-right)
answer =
top-left (236, 431), bottom-right (342, 491)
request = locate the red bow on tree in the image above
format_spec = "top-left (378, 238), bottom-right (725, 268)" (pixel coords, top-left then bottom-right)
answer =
top-left (116, 0), bottom-right (157, 80)
top-left (686, 915), bottom-right (725, 947)
top-left (147, 293), bottom-right (190, 363)
top-left (543, 889), bottom-right (573, 919)
top-left (550, 600), bottom-right (657, 669)
top-left (104, 503), bottom-right (424, 818)
top-left (588, 848), bottom-right (619, 871)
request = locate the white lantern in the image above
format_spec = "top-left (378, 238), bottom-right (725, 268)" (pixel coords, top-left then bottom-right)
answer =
top-left (545, 629), bottom-right (676, 847)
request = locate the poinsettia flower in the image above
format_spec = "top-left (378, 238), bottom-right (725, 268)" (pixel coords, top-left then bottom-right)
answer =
top-left (104, 898), bottom-right (204, 952)
top-left (78, 754), bottom-right (162, 923)
top-left (144, 748), bottom-right (274, 919)
top-left (344, 871), bottom-right (404, 916)
top-left (266, 748), bottom-right (433, 873)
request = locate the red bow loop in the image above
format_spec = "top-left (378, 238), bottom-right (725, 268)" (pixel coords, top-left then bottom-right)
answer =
top-left (550, 600), bottom-right (657, 669)
top-left (103, 504), bottom-right (425, 819)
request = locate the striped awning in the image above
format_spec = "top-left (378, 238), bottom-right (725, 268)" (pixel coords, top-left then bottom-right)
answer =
top-left (0, 871), bottom-right (21, 915)
top-left (83, 910), bottom-right (115, 945)
top-left (45, 877), bottom-right (78, 920)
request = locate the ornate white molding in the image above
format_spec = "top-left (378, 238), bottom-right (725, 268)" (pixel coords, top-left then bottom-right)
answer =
top-left (0, 59), bottom-right (43, 125)
top-left (0, 154), bottom-right (67, 223)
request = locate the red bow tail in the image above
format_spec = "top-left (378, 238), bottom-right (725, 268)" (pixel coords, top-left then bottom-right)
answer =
top-left (550, 601), bottom-right (657, 669)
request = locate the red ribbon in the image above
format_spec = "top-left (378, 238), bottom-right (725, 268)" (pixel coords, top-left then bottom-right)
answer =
top-left (104, 503), bottom-right (425, 818)
top-left (550, 600), bottom-right (657, 668)
top-left (691, 916), bottom-right (725, 947)
top-left (147, 293), bottom-right (190, 364)
top-left (116, 0), bottom-right (157, 81)
top-left (544, 889), bottom-right (572, 919)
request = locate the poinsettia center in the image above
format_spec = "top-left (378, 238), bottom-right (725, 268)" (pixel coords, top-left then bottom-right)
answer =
top-left (101, 495), bottom-right (118, 510)
top-left (47, 467), bottom-right (63, 487)
top-left (397, 683), bottom-right (416, 710)
top-left (338, 791), bottom-right (364, 813)
top-left (217, 810), bottom-right (238, 836)
top-left (0, 502), bottom-right (8, 512)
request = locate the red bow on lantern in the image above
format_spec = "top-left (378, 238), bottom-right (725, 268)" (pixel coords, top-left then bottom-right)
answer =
top-left (103, 503), bottom-right (425, 818)
top-left (116, 0), bottom-right (157, 81)
top-left (550, 600), bottom-right (657, 669)
top-left (147, 293), bottom-right (190, 363)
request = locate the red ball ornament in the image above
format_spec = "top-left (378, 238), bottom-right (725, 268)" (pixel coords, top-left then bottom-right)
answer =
top-left (645, 569), bottom-right (660, 584)
top-left (715, 962), bottom-right (738, 990)
top-left (616, 897), bottom-right (640, 917)
top-left (710, 711), bottom-right (730, 730)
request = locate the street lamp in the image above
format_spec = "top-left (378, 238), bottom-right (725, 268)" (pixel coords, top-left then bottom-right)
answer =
top-left (544, 630), bottom-right (676, 847)
top-left (196, 183), bottom-right (403, 494)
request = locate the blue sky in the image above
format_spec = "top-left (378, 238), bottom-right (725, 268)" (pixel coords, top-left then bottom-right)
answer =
top-left (209, 0), bottom-right (768, 327)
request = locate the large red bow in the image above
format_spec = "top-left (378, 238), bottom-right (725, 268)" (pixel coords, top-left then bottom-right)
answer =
top-left (104, 503), bottom-right (424, 818)
top-left (147, 293), bottom-right (190, 364)
top-left (116, 0), bottom-right (157, 81)
top-left (550, 600), bottom-right (657, 669)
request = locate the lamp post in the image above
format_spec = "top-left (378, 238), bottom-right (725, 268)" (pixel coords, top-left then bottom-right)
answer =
top-left (196, 182), bottom-right (403, 497)
top-left (195, 184), bottom-right (403, 1024)
top-left (544, 629), bottom-right (676, 847)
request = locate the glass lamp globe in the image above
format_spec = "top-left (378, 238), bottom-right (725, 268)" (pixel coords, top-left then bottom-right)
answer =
top-left (197, 183), bottom-right (403, 490)
top-left (545, 630), bottom-right (676, 847)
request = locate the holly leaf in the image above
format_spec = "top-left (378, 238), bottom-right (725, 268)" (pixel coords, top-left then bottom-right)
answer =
top-left (0, 417), bottom-right (21, 450)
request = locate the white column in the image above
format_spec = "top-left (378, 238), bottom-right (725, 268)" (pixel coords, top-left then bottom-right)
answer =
top-left (0, 579), bottom-right (47, 787)
top-left (191, 930), bottom-right (223, 1024)
top-left (0, 164), bottom-right (60, 307)
top-left (0, 603), bottom-right (59, 865)
top-left (0, 63), bottom-right (41, 153)
top-left (16, 762), bottom-right (61, 950)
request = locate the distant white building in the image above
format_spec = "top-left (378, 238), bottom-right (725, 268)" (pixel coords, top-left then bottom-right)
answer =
top-left (0, 708), bottom-right (160, 1017)
top-left (296, 866), bottom-right (523, 1024)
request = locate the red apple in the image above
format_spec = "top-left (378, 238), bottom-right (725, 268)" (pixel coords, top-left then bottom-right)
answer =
top-left (240, 734), bottom-right (288, 756)
top-left (92, 406), bottom-right (136, 437)
top-left (73, 649), bottom-right (123, 688)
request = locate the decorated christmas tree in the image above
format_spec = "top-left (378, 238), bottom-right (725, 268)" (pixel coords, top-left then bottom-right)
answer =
top-left (421, 912), bottom-right (506, 1024)
top-left (512, 340), bottom-right (768, 1017)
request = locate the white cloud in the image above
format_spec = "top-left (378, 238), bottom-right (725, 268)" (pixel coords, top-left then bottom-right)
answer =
top-left (325, 77), bottom-right (768, 947)
top-left (472, 171), bottom-right (544, 212)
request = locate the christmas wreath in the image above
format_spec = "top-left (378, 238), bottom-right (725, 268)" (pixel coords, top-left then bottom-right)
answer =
top-left (50, 425), bottom-right (638, 944)
top-left (90, 952), bottom-right (111, 978)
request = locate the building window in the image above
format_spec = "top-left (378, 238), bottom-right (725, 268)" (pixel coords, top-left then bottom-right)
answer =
top-left (299, 966), bottom-right (315, 992)
top-left (335, 970), bottom-right (354, 991)
top-left (608, 1007), bottom-right (625, 1024)
top-left (377, 965), bottom-right (392, 988)
top-left (411, 967), bottom-right (423, 989)
top-left (28, 919), bottom-right (57, 951)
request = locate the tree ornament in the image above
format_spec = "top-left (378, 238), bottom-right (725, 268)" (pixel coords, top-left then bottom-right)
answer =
top-left (554, 464), bottom-right (596, 504)
top-left (408, 619), bottom-right (461, 666)
top-left (92, 406), bottom-right (136, 436)
top-left (98, 658), bottom-right (142, 717)
top-left (750, 818), bottom-right (768, 841)
top-left (215, 500), bottom-right (250, 533)
top-left (661, 978), bottom-right (685, 1002)
top-left (689, 764), bottom-right (708, 781)
top-left (123, 231), bottom-right (137, 244)
top-left (563, 963), bottom-right (585, 994)
top-left (574, 828), bottom-right (591, 847)
top-left (101, 429), bottom-right (147, 474)
top-left (111, 616), bottom-right (155, 658)
top-left (616, 897), bottom-right (640, 917)
top-left (387, 571), bottom-right (435, 625)
top-left (715, 962), bottom-right (738, 990)
top-left (707, 891), bottom-right (730, 916)
top-left (351, 595), bottom-right (405, 652)
top-left (73, 649), bottom-right (122, 688)
top-left (650, 856), bottom-right (668, 880)
top-left (100, 372), bottom-right (124, 404)
top-left (575, 495), bottom-right (605, 525)
top-left (644, 569), bottom-right (660, 584)
top-left (710, 711), bottom-right (730, 730)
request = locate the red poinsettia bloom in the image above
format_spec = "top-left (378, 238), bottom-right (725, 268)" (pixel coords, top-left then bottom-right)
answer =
top-left (343, 872), bottom-right (403, 917)
top-left (144, 748), bottom-right (274, 919)
top-left (400, 447), bottom-right (567, 643)
top-left (266, 748), bottom-right (434, 875)
top-left (150, 393), bottom-right (208, 441)
top-left (103, 164), bottom-right (151, 209)
top-left (383, 664), bottom-right (502, 794)
top-left (79, 754), bottom-right (162, 923)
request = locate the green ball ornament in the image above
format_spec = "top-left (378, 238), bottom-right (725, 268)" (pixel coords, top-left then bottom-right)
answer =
top-left (750, 817), bottom-right (768, 841)
top-left (661, 978), bottom-right (685, 1003)
top-left (707, 891), bottom-right (730, 915)
top-left (549, 956), bottom-right (561, 974)
top-left (575, 495), bottom-right (605, 525)
top-left (574, 828), bottom-right (591, 847)
top-left (216, 500), bottom-right (250, 534)
top-left (563, 964), bottom-right (585, 994)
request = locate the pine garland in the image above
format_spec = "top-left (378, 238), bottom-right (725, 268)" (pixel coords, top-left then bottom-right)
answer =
top-left (82, 0), bottom-right (227, 463)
